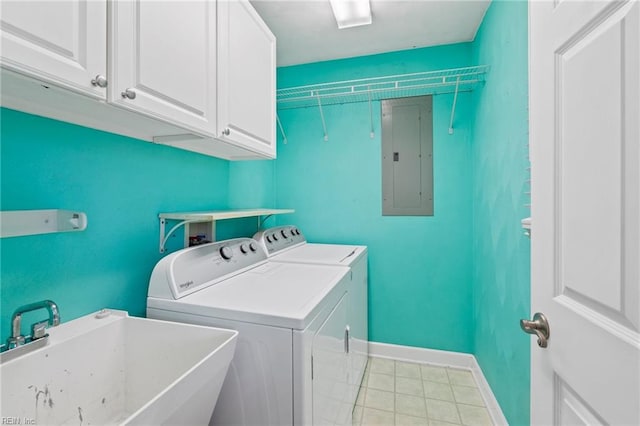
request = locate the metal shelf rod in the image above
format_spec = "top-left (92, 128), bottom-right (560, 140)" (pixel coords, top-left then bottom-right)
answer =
top-left (449, 76), bottom-right (461, 135)
top-left (276, 114), bottom-right (288, 144)
top-left (316, 93), bottom-right (329, 142)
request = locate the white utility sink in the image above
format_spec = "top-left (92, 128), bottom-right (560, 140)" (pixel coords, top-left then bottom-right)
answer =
top-left (0, 309), bottom-right (237, 425)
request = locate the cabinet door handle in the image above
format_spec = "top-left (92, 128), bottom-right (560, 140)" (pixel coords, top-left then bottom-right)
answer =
top-left (121, 88), bottom-right (136, 100)
top-left (91, 75), bottom-right (108, 88)
top-left (222, 128), bottom-right (231, 136)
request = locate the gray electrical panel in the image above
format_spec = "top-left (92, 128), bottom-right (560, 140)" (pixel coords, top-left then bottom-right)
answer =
top-left (381, 96), bottom-right (434, 216)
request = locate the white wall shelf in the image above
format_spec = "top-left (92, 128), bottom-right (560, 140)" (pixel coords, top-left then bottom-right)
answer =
top-left (158, 208), bottom-right (294, 252)
top-left (1, 209), bottom-right (88, 238)
top-left (276, 65), bottom-right (488, 138)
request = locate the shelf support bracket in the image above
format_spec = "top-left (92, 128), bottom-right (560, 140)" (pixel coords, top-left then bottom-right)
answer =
top-left (258, 214), bottom-right (274, 229)
top-left (315, 92), bottom-right (329, 142)
top-left (368, 86), bottom-right (374, 139)
top-left (159, 218), bottom-right (200, 253)
top-left (449, 76), bottom-right (460, 135)
top-left (276, 114), bottom-right (288, 144)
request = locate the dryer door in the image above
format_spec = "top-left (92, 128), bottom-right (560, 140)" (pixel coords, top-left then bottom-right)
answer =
top-left (312, 293), bottom-right (351, 426)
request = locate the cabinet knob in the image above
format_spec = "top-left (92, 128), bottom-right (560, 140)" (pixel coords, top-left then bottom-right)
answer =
top-left (222, 128), bottom-right (230, 136)
top-left (121, 88), bottom-right (136, 100)
top-left (91, 75), bottom-right (108, 88)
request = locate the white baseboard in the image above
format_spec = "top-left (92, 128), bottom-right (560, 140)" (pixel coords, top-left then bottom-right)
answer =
top-left (368, 341), bottom-right (509, 426)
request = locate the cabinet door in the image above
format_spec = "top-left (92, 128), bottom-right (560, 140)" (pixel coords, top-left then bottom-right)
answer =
top-left (217, 0), bottom-right (276, 158)
top-left (0, 0), bottom-right (107, 98)
top-left (312, 293), bottom-right (352, 426)
top-left (110, 0), bottom-right (217, 136)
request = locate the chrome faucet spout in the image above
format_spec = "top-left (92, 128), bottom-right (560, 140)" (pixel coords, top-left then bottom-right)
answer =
top-left (7, 300), bottom-right (60, 349)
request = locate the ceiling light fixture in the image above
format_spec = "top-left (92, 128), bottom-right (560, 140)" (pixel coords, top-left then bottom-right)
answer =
top-left (329, 0), bottom-right (372, 29)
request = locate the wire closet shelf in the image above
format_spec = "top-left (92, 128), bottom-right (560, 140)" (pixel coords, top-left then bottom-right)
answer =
top-left (276, 65), bottom-right (489, 110)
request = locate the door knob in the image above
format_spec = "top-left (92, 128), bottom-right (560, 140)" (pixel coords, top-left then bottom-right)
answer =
top-left (520, 312), bottom-right (550, 348)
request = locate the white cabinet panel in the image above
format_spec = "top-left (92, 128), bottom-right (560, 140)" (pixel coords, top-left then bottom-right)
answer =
top-left (109, 0), bottom-right (217, 135)
top-left (217, 0), bottom-right (276, 158)
top-left (312, 293), bottom-right (352, 426)
top-left (0, 0), bottom-right (107, 98)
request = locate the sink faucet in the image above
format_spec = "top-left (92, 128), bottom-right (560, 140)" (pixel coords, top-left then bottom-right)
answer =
top-left (7, 300), bottom-right (60, 349)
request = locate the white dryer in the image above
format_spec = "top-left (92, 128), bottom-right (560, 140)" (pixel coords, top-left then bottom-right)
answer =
top-left (253, 226), bottom-right (368, 397)
top-left (147, 238), bottom-right (353, 426)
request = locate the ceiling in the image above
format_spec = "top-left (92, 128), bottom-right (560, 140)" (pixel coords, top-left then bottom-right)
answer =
top-left (250, 0), bottom-right (491, 67)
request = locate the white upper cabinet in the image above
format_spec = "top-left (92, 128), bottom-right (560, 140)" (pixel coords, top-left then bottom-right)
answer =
top-left (109, 1), bottom-right (217, 136)
top-left (0, 0), bottom-right (276, 160)
top-left (0, 0), bottom-right (107, 99)
top-left (217, 0), bottom-right (276, 158)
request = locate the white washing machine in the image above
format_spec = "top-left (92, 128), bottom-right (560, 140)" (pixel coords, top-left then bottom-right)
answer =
top-left (147, 238), bottom-right (353, 426)
top-left (253, 226), bottom-right (368, 397)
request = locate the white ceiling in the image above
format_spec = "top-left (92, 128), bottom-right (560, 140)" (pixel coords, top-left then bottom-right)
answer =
top-left (250, 0), bottom-right (491, 67)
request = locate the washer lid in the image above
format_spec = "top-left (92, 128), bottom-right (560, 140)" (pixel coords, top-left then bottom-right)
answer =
top-left (273, 243), bottom-right (367, 266)
top-left (148, 262), bottom-right (349, 330)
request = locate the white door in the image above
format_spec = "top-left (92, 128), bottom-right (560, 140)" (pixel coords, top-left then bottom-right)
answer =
top-left (0, 0), bottom-right (107, 98)
top-left (109, 0), bottom-right (217, 136)
top-left (529, 1), bottom-right (639, 425)
top-left (312, 293), bottom-right (351, 426)
top-left (217, 0), bottom-right (276, 158)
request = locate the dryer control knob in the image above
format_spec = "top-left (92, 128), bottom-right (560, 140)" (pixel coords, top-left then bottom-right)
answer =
top-left (220, 246), bottom-right (233, 260)
top-left (249, 242), bottom-right (257, 252)
top-left (281, 229), bottom-right (288, 238)
top-left (272, 234), bottom-right (279, 241)
top-left (266, 235), bottom-right (272, 243)
top-left (240, 244), bottom-right (248, 254)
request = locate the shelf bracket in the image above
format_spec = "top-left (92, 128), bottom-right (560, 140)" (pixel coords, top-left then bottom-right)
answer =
top-left (258, 214), bottom-right (274, 229)
top-left (159, 218), bottom-right (204, 253)
top-left (368, 86), bottom-right (375, 139)
top-left (276, 114), bottom-right (288, 144)
top-left (315, 92), bottom-right (329, 142)
top-left (449, 76), bottom-right (461, 135)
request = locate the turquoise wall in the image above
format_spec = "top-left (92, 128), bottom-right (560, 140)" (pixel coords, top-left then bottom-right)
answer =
top-left (471, 1), bottom-right (530, 425)
top-left (276, 44), bottom-right (475, 353)
top-left (0, 108), bottom-right (263, 342)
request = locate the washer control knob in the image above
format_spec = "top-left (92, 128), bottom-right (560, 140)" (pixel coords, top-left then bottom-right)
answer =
top-left (281, 229), bottom-right (288, 238)
top-left (266, 235), bottom-right (272, 243)
top-left (249, 242), bottom-right (257, 252)
top-left (272, 234), bottom-right (279, 241)
top-left (240, 244), bottom-right (248, 254)
top-left (220, 246), bottom-right (233, 260)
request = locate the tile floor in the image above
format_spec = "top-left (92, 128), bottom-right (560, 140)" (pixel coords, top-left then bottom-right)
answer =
top-left (353, 357), bottom-right (495, 426)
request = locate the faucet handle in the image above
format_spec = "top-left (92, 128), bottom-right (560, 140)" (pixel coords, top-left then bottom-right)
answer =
top-left (31, 321), bottom-right (48, 340)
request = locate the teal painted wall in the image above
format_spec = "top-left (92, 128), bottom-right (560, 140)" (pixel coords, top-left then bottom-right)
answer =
top-left (276, 44), bottom-right (475, 353)
top-left (470, 1), bottom-right (531, 425)
top-left (0, 108), bottom-right (262, 342)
